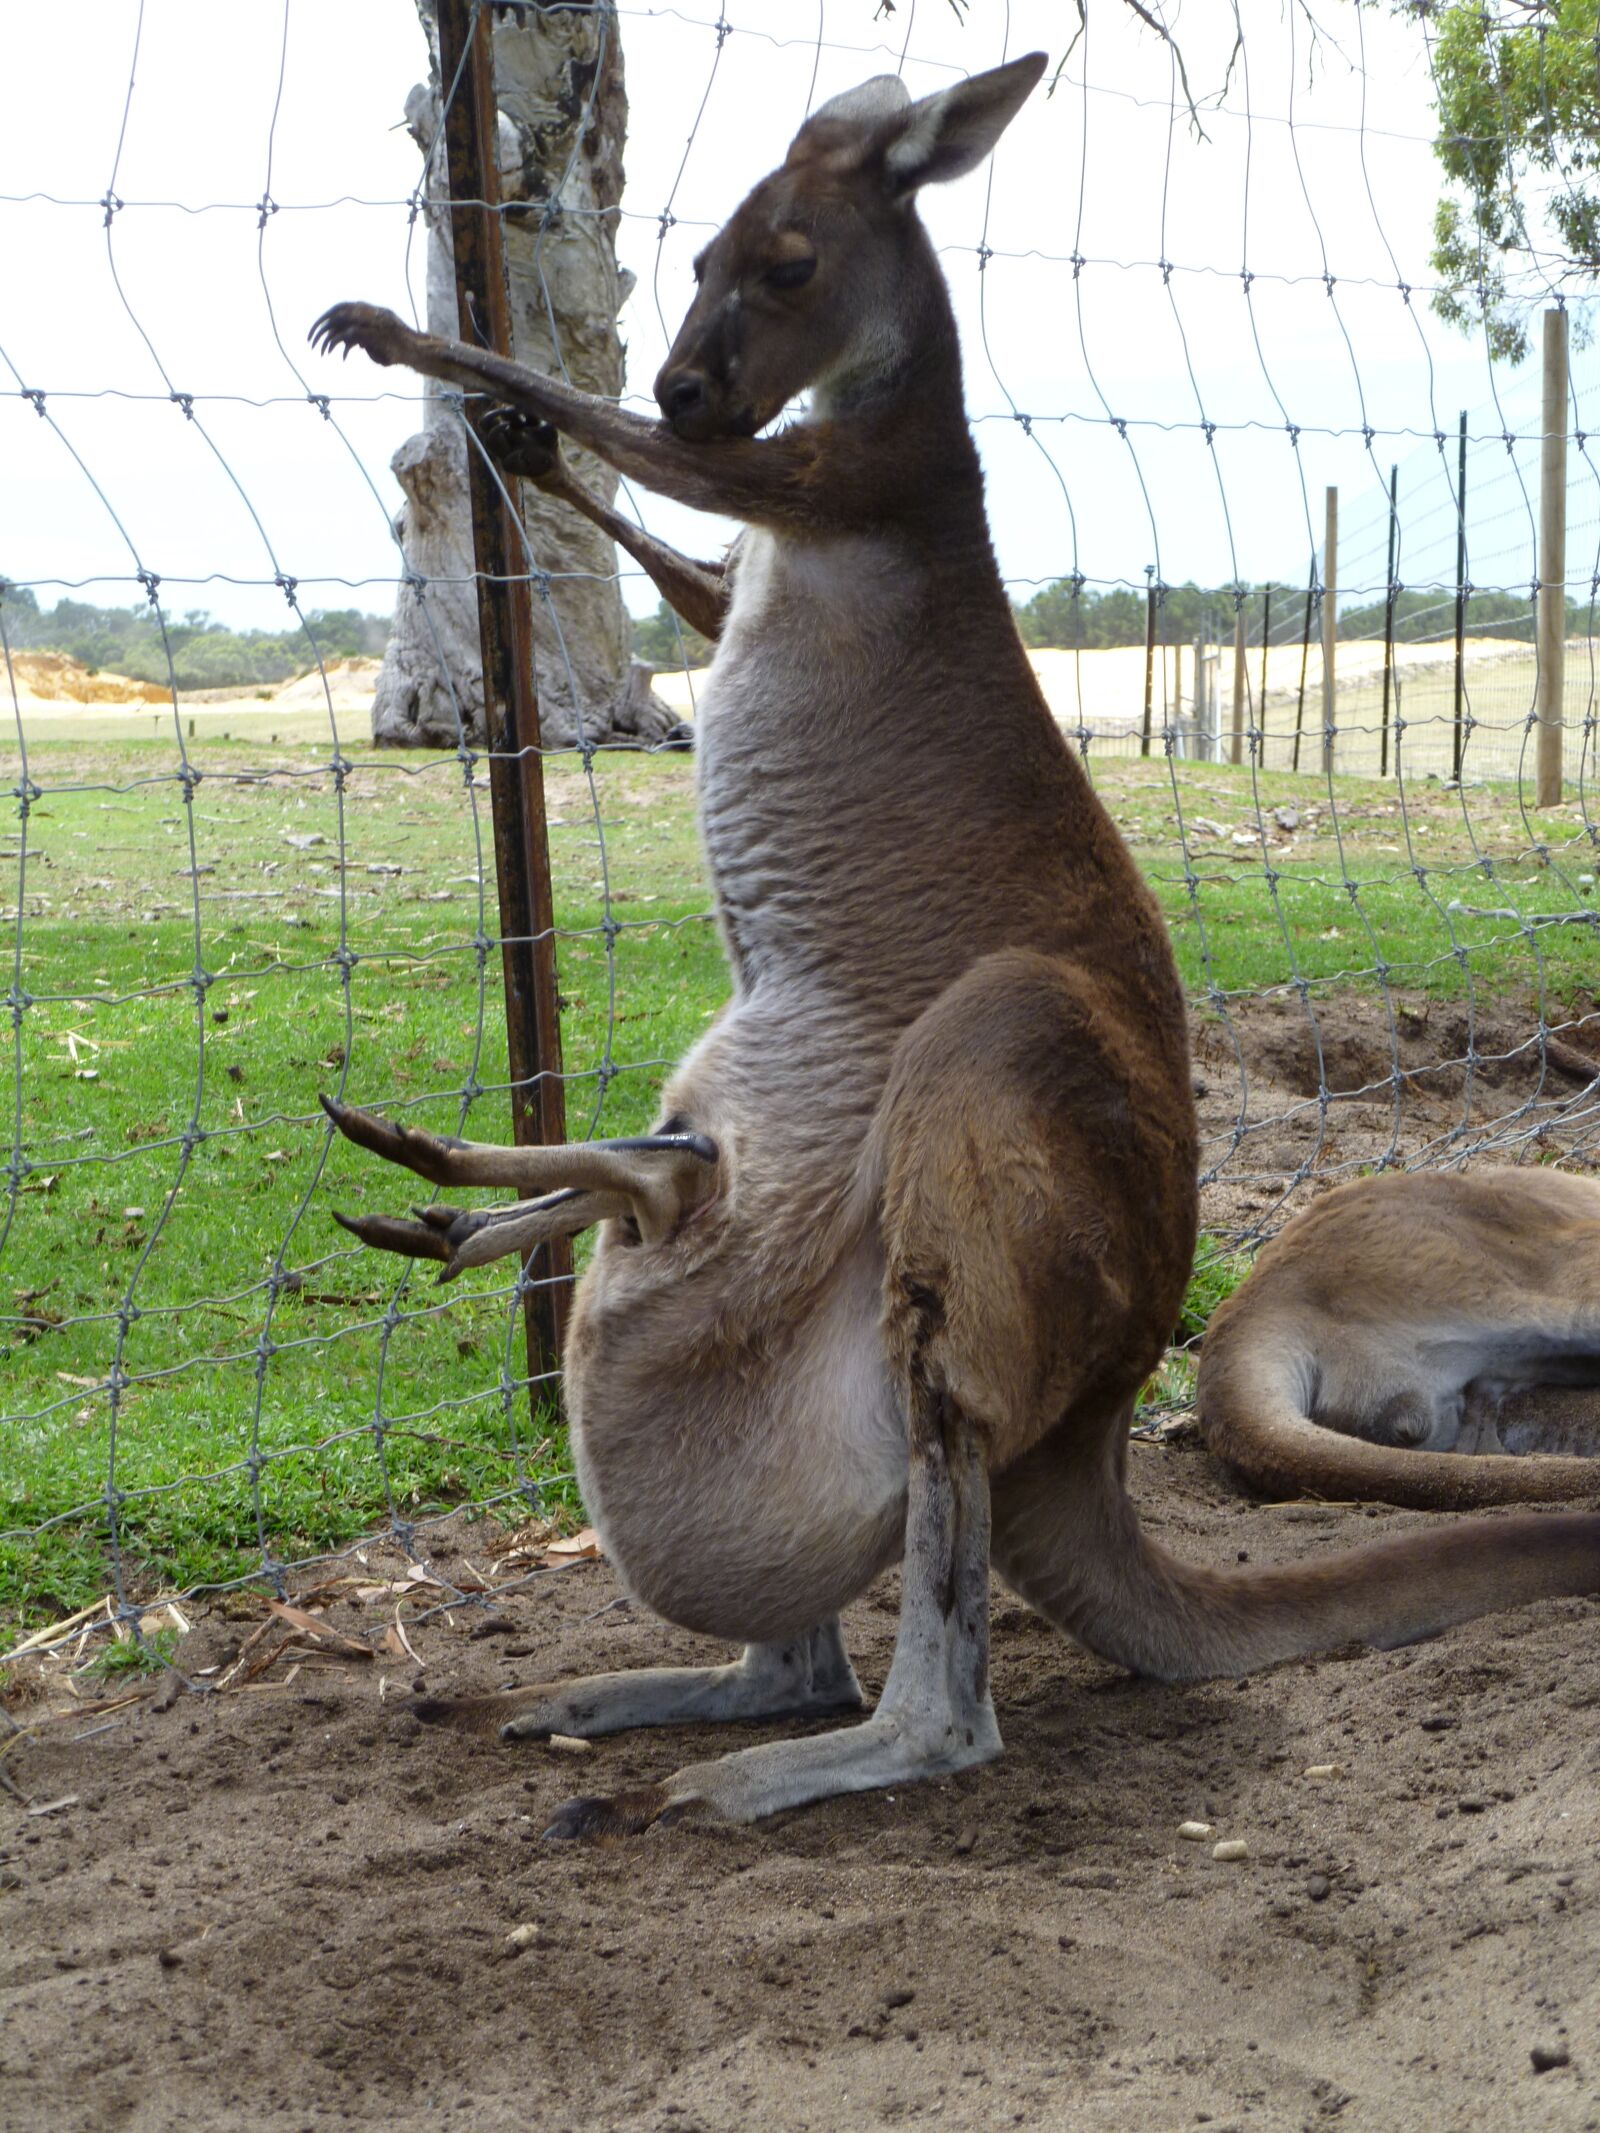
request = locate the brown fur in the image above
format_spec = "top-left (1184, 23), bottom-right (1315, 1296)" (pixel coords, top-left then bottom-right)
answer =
top-left (310, 58), bottom-right (1600, 1829)
top-left (1196, 1168), bottom-right (1600, 1511)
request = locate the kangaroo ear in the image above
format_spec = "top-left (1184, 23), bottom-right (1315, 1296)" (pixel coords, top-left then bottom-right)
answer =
top-left (880, 52), bottom-right (1047, 196)
top-left (804, 75), bottom-right (912, 135)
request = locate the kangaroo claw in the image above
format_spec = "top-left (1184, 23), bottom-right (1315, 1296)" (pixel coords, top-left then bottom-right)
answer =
top-left (309, 301), bottom-right (411, 367)
top-left (331, 1209), bottom-right (454, 1264)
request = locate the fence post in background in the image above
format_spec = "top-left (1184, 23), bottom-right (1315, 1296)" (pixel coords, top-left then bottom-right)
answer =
top-left (1259, 583), bottom-right (1271, 767)
top-left (1453, 411), bottom-right (1468, 782)
top-left (1172, 640), bottom-right (1185, 756)
top-left (1192, 634), bottom-right (1207, 759)
top-left (436, 0), bottom-right (571, 1376)
top-left (1293, 562), bottom-right (1314, 773)
top-left (1380, 463), bottom-right (1397, 778)
top-left (1230, 602), bottom-right (1246, 766)
top-left (1141, 567), bottom-right (1156, 757)
top-left (1321, 485), bottom-right (1338, 776)
top-left (1537, 305), bottom-right (1569, 806)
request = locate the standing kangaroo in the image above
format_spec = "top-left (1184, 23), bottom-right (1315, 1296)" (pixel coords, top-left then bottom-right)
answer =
top-left (311, 57), bottom-right (1600, 1837)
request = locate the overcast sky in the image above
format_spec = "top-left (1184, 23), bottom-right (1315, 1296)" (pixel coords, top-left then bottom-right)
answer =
top-left (1, 1), bottom-right (1586, 636)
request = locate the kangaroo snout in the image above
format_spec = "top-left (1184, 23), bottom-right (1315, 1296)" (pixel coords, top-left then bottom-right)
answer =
top-left (656, 367), bottom-right (709, 428)
top-left (655, 362), bottom-right (757, 441)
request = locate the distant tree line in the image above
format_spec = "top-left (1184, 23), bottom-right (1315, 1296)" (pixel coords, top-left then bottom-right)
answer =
top-left (13, 581), bottom-right (1588, 690)
top-left (1011, 576), bottom-right (1598, 652)
top-left (3, 586), bottom-right (725, 686)
top-left (1, 591), bottom-right (390, 690)
top-left (1013, 579), bottom-right (1233, 651)
top-left (1334, 587), bottom-right (1595, 645)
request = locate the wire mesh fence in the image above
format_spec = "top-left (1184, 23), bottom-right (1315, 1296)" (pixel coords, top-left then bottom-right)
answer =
top-left (3, 0), bottom-right (1599, 1663)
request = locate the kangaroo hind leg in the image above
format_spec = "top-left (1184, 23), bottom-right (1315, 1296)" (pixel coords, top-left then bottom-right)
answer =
top-left (875, 948), bottom-right (1191, 1477)
top-left (322, 1095), bottom-right (719, 1264)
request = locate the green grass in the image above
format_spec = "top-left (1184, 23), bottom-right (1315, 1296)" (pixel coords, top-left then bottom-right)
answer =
top-left (1, 740), bottom-right (722, 1633)
top-left (78, 1626), bottom-right (180, 1679)
top-left (2, 734), bottom-right (1594, 1636)
top-left (1101, 757), bottom-right (1599, 1007)
top-left (1132, 1233), bottom-right (1258, 1416)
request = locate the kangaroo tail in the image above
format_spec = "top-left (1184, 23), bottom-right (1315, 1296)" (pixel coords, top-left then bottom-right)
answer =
top-left (1196, 1323), bottom-right (1600, 1512)
top-left (989, 1418), bottom-right (1600, 1682)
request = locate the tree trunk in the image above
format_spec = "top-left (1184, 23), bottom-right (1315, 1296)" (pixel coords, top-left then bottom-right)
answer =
top-left (373, 2), bottom-right (677, 751)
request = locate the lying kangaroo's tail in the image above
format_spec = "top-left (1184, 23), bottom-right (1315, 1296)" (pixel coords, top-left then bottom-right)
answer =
top-left (989, 1417), bottom-right (1600, 1682)
top-left (1196, 1321), bottom-right (1600, 1512)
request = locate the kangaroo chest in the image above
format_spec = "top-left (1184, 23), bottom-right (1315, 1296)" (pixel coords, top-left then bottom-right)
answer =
top-left (694, 526), bottom-right (926, 990)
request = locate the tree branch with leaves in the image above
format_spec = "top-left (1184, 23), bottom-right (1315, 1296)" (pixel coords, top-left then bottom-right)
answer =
top-left (1422, 0), bottom-right (1600, 361)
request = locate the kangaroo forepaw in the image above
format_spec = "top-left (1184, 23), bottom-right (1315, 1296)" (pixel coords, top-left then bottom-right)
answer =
top-left (309, 301), bottom-right (414, 367)
top-left (479, 404), bottom-right (563, 485)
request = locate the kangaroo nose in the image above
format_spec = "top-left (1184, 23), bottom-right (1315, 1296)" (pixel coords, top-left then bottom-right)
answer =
top-left (657, 371), bottom-right (708, 426)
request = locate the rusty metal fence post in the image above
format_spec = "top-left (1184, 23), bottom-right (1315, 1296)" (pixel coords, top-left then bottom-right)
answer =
top-left (436, 0), bottom-right (571, 1378)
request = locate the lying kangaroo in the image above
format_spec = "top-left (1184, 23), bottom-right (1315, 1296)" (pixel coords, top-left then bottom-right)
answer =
top-left (310, 57), bottom-right (1600, 1836)
top-left (1198, 1167), bottom-right (1600, 1510)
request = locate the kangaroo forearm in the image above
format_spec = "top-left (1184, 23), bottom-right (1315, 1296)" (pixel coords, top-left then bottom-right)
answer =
top-left (464, 348), bottom-right (813, 526)
top-left (545, 463), bottom-right (727, 643)
top-left (326, 309), bottom-right (817, 523)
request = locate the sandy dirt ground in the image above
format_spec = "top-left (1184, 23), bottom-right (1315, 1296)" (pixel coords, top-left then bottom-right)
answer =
top-left (652, 639), bottom-right (1540, 729)
top-left (4, 1433), bottom-right (1600, 2133)
top-left (6, 657), bottom-right (382, 747)
top-left (1190, 988), bottom-right (1600, 1246)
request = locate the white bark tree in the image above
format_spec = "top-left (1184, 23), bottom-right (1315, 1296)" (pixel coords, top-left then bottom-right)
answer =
top-left (373, 2), bottom-right (678, 750)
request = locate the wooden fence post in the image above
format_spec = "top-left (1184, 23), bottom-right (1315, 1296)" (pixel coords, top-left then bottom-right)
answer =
top-left (1537, 306), bottom-right (1568, 806)
top-left (436, 0), bottom-right (571, 1378)
top-left (1293, 563), bottom-right (1314, 774)
top-left (1453, 412), bottom-right (1468, 782)
top-left (1230, 605), bottom-right (1246, 766)
top-left (1193, 635), bottom-right (1208, 760)
top-left (1380, 464), bottom-right (1397, 778)
top-left (1173, 640), bottom-right (1184, 740)
top-left (1321, 485), bottom-right (1338, 777)
top-left (1259, 584), bottom-right (1271, 766)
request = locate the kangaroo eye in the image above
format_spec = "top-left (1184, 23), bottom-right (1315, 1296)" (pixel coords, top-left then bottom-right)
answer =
top-left (764, 256), bottom-right (816, 292)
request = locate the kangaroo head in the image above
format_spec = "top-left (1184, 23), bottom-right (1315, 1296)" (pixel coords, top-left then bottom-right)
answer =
top-left (653, 52), bottom-right (1047, 442)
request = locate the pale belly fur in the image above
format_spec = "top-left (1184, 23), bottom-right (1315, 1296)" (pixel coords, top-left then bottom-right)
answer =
top-left (567, 1228), bottom-right (910, 1645)
top-left (562, 529), bottom-right (934, 1644)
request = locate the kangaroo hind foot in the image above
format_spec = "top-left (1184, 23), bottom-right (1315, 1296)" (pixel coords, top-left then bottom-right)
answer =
top-left (410, 1622), bottom-right (862, 1748)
